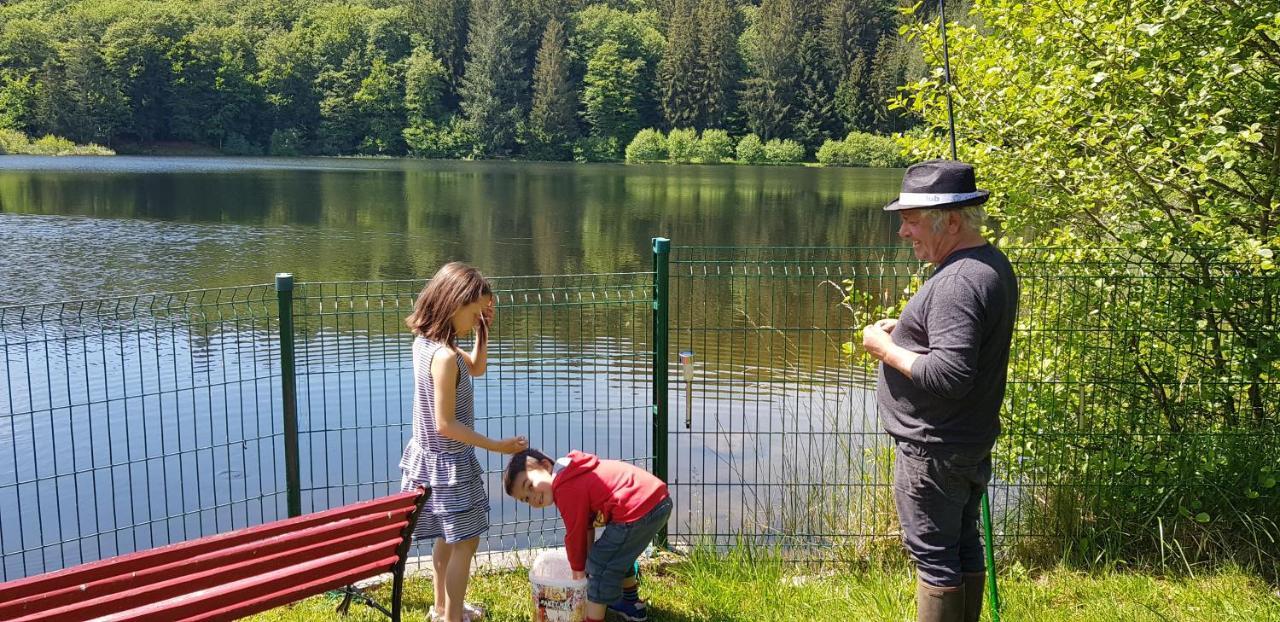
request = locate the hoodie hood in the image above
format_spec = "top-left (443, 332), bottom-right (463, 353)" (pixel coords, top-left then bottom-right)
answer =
top-left (552, 450), bottom-right (599, 489)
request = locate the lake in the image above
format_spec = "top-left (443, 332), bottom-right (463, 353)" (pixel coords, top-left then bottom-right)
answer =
top-left (0, 157), bottom-right (907, 578)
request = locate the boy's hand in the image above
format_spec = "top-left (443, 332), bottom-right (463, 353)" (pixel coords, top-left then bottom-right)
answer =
top-left (496, 435), bottom-right (528, 454)
top-left (572, 570), bottom-right (586, 581)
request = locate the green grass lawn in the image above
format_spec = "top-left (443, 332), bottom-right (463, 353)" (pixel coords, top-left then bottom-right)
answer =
top-left (247, 551), bottom-right (1280, 622)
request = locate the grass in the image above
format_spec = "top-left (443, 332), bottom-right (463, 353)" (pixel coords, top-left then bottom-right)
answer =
top-left (246, 549), bottom-right (1280, 622)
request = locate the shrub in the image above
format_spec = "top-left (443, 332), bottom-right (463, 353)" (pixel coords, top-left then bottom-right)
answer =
top-left (625, 128), bottom-right (667, 163)
top-left (696, 129), bottom-right (734, 164)
top-left (0, 128), bottom-right (29, 154)
top-left (269, 128), bottom-right (306, 157)
top-left (763, 138), bottom-right (804, 164)
top-left (736, 133), bottom-right (765, 164)
top-left (815, 139), bottom-right (849, 166)
top-left (404, 117), bottom-right (476, 159)
top-left (573, 135), bottom-right (621, 162)
top-left (29, 134), bottom-right (76, 155)
top-left (816, 131), bottom-right (908, 167)
top-left (666, 128), bottom-right (698, 163)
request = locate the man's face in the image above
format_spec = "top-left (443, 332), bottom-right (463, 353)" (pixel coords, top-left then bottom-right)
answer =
top-left (898, 209), bottom-right (953, 264)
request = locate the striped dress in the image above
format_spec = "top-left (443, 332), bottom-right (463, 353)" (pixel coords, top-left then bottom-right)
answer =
top-left (400, 337), bottom-right (490, 543)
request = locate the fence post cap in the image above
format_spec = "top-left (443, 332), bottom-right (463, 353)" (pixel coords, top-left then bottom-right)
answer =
top-left (275, 273), bottom-right (294, 291)
top-left (652, 238), bottom-right (670, 253)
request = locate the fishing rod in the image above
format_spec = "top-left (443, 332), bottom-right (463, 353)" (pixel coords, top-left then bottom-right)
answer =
top-left (937, 2), bottom-right (1001, 620)
top-left (939, 0), bottom-right (959, 160)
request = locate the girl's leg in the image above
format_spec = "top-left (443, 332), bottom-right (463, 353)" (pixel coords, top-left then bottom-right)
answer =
top-left (432, 537), bottom-right (454, 617)
top-left (443, 536), bottom-right (480, 622)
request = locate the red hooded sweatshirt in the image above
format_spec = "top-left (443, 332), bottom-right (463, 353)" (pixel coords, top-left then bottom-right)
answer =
top-left (551, 451), bottom-right (669, 572)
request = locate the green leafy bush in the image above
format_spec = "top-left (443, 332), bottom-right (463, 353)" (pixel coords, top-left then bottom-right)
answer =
top-left (625, 128), bottom-right (667, 163)
top-left (762, 138), bottom-right (804, 164)
top-left (695, 129), bottom-right (734, 164)
top-left (735, 133), bottom-right (765, 164)
top-left (666, 128), bottom-right (698, 163)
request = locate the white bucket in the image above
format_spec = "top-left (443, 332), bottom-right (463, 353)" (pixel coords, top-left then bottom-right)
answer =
top-left (529, 548), bottom-right (588, 622)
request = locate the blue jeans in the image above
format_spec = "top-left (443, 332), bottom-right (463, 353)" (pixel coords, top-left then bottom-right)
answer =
top-left (585, 496), bottom-right (672, 604)
top-left (893, 440), bottom-right (992, 587)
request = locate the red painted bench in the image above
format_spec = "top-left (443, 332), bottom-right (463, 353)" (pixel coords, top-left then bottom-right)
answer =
top-left (0, 487), bottom-right (428, 622)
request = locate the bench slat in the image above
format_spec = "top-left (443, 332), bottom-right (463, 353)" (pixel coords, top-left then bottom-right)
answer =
top-left (0, 490), bottom-right (421, 602)
top-left (1, 518), bottom-right (408, 619)
top-left (8, 539), bottom-right (403, 622)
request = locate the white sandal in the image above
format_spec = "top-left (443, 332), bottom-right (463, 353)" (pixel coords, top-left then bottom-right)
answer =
top-left (429, 603), bottom-right (486, 622)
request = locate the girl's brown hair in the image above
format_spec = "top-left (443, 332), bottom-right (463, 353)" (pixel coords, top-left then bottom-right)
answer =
top-left (404, 262), bottom-right (492, 344)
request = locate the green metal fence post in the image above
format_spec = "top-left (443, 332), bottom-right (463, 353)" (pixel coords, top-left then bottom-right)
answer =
top-left (276, 273), bottom-right (302, 518)
top-left (652, 238), bottom-right (670, 548)
top-left (981, 491), bottom-right (1002, 621)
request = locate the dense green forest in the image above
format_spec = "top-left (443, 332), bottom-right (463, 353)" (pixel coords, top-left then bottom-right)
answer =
top-left (0, 0), bottom-right (933, 160)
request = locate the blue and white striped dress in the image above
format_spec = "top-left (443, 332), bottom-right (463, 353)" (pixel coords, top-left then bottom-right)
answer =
top-left (400, 337), bottom-right (489, 543)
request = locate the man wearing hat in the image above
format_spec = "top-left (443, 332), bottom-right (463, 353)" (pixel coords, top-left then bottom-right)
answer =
top-left (863, 160), bottom-right (1019, 622)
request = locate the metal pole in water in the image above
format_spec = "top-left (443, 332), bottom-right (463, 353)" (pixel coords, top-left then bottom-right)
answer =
top-left (679, 351), bottom-right (694, 430)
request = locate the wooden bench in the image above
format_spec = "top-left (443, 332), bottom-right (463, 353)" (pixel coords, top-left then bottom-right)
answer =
top-left (0, 487), bottom-right (429, 622)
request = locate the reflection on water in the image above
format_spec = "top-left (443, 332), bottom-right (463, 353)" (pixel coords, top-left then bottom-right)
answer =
top-left (0, 156), bottom-right (901, 305)
top-left (0, 158), bottom-right (909, 578)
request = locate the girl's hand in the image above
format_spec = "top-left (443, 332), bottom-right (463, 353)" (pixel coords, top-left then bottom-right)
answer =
top-left (495, 435), bottom-right (528, 454)
top-left (482, 295), bottom-right (496, 325)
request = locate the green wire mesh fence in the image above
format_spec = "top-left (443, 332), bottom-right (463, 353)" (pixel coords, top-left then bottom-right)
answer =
top-left (2, 244), bottom-right (1276, 580)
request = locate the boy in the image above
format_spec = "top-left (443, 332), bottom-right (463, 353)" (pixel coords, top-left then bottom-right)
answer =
top-left (504, 448), bottom-right (672, 622)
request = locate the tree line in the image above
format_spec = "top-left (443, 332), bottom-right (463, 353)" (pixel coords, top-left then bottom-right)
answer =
top-left (0, 0), bottom-right (934, 160)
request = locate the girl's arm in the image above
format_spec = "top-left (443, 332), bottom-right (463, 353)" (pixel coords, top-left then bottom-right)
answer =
top-left (460, 299), bottom-right (493, 377)
top-left (432, 347), bottom-right (525, 453)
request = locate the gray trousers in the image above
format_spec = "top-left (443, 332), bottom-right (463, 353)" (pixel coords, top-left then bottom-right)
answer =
top-left (893, 440), bottom-right (992, 587)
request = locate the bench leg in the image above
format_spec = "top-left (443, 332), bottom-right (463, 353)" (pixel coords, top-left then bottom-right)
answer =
top-left (390, 562), bottom-right (406, 622)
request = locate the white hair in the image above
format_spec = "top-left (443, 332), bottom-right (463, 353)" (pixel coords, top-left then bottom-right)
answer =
top-left (919, 205), bottom-right (987, 234)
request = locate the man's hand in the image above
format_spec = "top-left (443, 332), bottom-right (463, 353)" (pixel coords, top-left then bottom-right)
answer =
top-left (572, 570), bottom-right (587, 581)
top-left (874, 318), bottom-right (897, 333)
top-left (863, 323), bottom-right (893, 360)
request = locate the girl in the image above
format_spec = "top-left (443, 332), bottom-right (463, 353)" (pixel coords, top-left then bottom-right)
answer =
top-left (400, 262), bottom-right (527, 622)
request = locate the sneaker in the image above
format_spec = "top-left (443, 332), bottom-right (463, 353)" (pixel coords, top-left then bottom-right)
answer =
top-left (607, 598), bottom-right (648, 622)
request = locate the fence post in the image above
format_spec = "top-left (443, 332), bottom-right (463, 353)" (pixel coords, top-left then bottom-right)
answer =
top-left (276, 273), bottom-right (302, 518)
top-left (651, 238), bottom-right (670, 547)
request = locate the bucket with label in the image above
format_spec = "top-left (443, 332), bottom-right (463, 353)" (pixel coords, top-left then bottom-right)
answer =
top-left (529, 548), bottom-right (588, 622)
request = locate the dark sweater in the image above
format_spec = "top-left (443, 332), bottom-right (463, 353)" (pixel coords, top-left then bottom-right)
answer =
top-left (876, 244), bottom-right (1019, 447)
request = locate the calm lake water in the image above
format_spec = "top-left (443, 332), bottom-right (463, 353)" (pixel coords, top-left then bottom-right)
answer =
top-left (0, 156), bottom-right (906, 578)
top-left (0, 156), bottom-right (902, 304)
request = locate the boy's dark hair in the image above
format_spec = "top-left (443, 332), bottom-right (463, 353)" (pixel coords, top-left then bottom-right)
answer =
top-left (503, 448), bottom-right (553, 496)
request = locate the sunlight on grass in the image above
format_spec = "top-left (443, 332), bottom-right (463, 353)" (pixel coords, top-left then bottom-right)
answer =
top-left (245, 549), bottom-right (1280, 622)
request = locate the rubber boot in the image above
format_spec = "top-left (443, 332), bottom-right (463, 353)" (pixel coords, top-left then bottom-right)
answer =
top-left (962, 572), bottom-right (985, 622)
top-left (916, 582), bottom-right (964, 622)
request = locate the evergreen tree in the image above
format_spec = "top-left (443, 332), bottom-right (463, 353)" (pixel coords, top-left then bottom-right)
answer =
top-left (657, 0), bottom-right (699, 129)
top-left (823, 0), bottom-right (896, 133)
top-left (526, 18), bottom-right (577, 160)
top-left (409, 0), bottom-right (469, 88)
top-left (739, 0), bottom-right (799, 139)
top-left (404, 44), bottom-right (450, 126)
top-left (866, 33), bottom-right (914, 133)
top-left (834, 51), bottom-right (871, 131)
top-left (582, 39), bottom-right (644, 147)
top-left (460, 0), bottom-right (528, 157)
top-left (792, 34), bottom-right (838, 148)
top-left (40, 37), bottom-right (128, 144)
top-left (692, 0), bottom-right (738, 130)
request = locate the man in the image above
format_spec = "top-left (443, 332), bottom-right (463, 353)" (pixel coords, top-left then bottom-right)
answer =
top-left (862, 160), bottom-right (1019, 622)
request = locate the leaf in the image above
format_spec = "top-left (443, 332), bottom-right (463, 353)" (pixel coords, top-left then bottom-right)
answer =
top-left (1194, 512), bottom-right (1210, 523)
